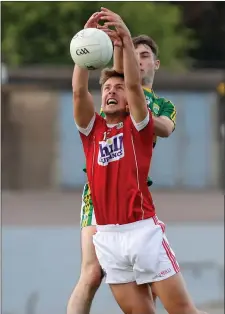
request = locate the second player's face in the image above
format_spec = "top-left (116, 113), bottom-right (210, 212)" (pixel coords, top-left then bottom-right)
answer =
top-left (101, 77), bottom-right (127, 115)
top-left (135, 44), bottom-right (159, 83)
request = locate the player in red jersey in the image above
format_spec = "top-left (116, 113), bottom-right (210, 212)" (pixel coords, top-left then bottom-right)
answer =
top-left (72, 10), bottom-right (207, 314)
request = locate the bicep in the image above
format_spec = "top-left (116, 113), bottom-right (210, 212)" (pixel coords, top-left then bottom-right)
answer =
top-left (73, 91), bottom-right (95, 129)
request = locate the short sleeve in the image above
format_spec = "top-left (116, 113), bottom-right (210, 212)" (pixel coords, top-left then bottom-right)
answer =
top-left (160, 99), bottom-right (177, 127)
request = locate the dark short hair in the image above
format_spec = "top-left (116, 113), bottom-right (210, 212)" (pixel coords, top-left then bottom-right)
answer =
top-left (99, 68), bottom-right (124, 86)
top-left (132, 35), bottom-right (159, 58)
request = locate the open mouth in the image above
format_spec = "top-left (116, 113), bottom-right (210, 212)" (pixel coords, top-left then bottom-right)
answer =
top-left (107, 98), bottom-right (118, 106)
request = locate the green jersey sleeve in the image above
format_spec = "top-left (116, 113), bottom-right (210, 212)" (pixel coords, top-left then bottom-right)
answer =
top-left (160, 99), bottom-right (177, 126)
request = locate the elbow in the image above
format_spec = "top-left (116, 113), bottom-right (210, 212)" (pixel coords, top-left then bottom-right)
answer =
top-left (161, 130), bottom-right (170, 138)
top-left (73, 88), bottom-right (87, 99)
top-left (154, 126), bottom-right (172, 138)
top-left (159, 128), bottom-right (172, 138)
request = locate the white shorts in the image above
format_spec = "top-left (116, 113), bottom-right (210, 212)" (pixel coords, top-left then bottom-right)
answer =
top-left (93, 216), bottom-right (180, 285)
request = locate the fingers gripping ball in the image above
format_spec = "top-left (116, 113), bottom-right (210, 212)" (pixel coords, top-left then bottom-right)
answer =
top-left (70, 28), bottom-right (113, 70)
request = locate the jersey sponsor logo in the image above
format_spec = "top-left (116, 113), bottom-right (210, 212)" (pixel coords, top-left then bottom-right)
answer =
top-left (98, 133), bottom-right (124, 166)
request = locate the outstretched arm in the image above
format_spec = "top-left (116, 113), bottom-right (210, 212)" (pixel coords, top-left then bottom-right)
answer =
top-left (122, 36), bottom-right (148, 123)
top-left (113, 46), bottom-right (123, 73)
top-left (152, 116), bottom-right (174, 137)
top-left (73, 12), bottom-right (102, 129)
top-left (100, 8), bottom-right (147, 123)
top-left (72, 65), bottom-right (95, 129)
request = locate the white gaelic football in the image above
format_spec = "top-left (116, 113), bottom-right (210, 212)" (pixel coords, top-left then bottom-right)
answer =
top-left (70, 28), bottom-right (113, 70)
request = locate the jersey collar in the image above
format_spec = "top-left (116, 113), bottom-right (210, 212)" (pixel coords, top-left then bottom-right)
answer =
top-left (142, 86), bottom-right (155, 97)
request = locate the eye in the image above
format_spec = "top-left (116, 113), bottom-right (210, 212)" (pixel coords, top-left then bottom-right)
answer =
top-left (141, 54), bottom-right (150, 59)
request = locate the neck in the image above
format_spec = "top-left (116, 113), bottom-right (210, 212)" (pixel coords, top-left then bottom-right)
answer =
top-left (105, 112), bottom-right (127, 125)
top-left (142, 84), bottom-right (152, 90)
top-left (141, 76), bottom-right (153, 89)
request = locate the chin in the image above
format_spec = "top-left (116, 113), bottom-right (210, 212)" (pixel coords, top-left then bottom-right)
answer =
top-left (105, 109), bottom-right (118, 115)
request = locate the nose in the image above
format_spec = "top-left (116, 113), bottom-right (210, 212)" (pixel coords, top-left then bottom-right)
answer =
top-left (109, 86), bottom-right (116, 95)
top-left (136, 54), bottom-right (142, 65)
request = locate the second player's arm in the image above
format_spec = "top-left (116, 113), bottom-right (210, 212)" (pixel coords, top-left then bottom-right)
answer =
top-left (153, 100), bottom-right (176, 137)
top-left (113, 46), bottom-right (123, 73)
top-left (123, 36), bottom-right (148, 122)
top-left (152, 116), bottom-right (174, 137)
top-left (72, 65), bottom-right (95, 128)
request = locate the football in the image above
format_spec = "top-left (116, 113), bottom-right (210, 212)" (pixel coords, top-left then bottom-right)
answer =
top-left (70, 28), bottom-right (113, 70)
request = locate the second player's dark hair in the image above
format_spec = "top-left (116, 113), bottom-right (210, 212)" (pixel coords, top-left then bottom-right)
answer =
top-left (132, 35), bottom-right (159, 58)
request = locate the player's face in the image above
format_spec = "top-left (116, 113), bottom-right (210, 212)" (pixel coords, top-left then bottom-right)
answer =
top-left (135, 44), bottom-right (160, 85)
top-left (101, 77), bottom-right (127, 115)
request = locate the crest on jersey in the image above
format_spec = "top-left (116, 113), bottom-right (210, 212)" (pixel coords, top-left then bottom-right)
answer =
top-left (116, 122), bottom-right (123, 129)
top-left (98, 133), bottom-right (125, 166)
top-left (153, 103), bottom-right (160, 114)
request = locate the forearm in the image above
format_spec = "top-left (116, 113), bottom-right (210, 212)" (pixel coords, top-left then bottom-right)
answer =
top-left (72, 65), bottom-right (89, 96)
top-left (122, 36), bottom-right (147, 122)
top-left (113, 46), bottom-right (123, 73)
top-left (152, 116), bottom-right (174, 137)
top-left (122, 37), bottom-right (141, 88)
top-left (72, 65), bottom-right (95, 128)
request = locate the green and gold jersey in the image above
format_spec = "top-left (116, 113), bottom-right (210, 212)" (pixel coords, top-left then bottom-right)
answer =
top-left (143, 87), bottom-right (176, 148)
top-left (83, 86), bottom-right (176, 186)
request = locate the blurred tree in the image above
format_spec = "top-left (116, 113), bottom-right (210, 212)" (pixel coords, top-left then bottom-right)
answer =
top-left (171, 1), bottom-right (225, 68)
top-left (1, 1), bottom-right (195, 69)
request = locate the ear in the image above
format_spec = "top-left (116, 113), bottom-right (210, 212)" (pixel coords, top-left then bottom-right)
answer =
top-left (154, 59), bottom-right (160, 71)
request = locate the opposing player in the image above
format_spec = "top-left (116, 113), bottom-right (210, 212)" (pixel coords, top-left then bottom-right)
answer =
top-left (67, 9), bottom-right (176, 314)
top-left (72, 11), bottom-right (206, 314)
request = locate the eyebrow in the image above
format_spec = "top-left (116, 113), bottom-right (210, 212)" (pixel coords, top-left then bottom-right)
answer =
top-left (104, 83), bottom-right (124, 88)
top-left (139, 51), bottom-right (151, 55)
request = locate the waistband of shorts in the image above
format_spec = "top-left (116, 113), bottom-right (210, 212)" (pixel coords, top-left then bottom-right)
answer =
top-left (96, 216), bottom-right (158, 232)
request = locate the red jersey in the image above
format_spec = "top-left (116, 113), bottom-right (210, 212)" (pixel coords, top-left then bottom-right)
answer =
top-left (78, 111), bottom-right (155, 225)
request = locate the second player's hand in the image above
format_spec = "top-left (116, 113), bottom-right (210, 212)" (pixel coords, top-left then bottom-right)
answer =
top-left (99, 7), bottom-right (131, 41)
top-left (84, 12), bottom-right (102, 29)
top-left (97, 25), bottom-right (123, 47)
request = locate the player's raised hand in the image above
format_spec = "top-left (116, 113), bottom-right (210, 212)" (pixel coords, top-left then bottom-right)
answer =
top-left (84, 12), bottom-right (102, 29)
top-left (99, 7), bottom-right (131, 40)
top-left (97, 25), bottom-right (122, 47)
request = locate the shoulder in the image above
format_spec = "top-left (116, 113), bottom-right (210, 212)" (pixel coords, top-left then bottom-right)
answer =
top-left (160, 98), bottom-right (176, 110)
top-left (78, 113), bottom-right (106, 137)
top-left (152, 91), bottom-right (175, 108)
top-left (152, 92), bottom-right (176, 114)
top-left (153, 94), bottom-right (177, 124)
